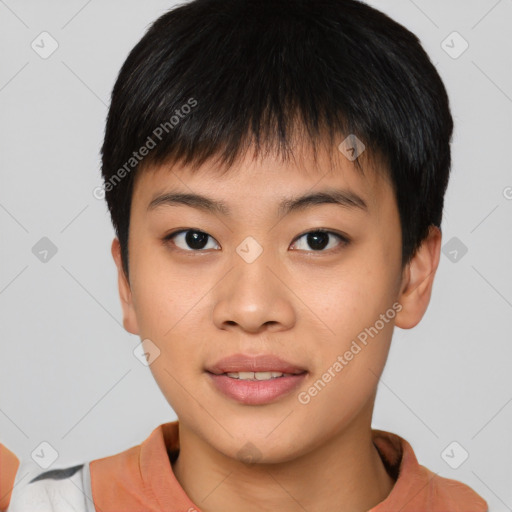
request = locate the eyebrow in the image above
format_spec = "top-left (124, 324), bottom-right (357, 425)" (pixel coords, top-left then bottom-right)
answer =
top-left (147, 188), bottom-right (369, 217)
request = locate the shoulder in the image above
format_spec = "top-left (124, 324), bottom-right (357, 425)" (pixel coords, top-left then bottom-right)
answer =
top-left (371, 430), bottom-right (488, 512)
top-left (419, 465), bottom-right (488, 512)
top-left (1, 444), bottom-right (20, 511)
top-left (6, 460), bottom-right (95, 512)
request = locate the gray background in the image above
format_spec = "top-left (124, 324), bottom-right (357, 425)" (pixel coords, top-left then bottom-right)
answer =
top-left (1, 0), bottom-right (511, 509)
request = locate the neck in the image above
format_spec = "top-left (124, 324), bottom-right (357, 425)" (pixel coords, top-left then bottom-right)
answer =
top-left (172, 406), bottom-right (395, 512)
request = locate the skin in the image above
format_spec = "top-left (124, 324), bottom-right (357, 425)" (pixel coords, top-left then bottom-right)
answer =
top-left (111, 141), bottom-right (442, 512)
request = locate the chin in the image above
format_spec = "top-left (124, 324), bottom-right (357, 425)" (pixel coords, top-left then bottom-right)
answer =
top-left (215, 428), bottom-right (310, 465)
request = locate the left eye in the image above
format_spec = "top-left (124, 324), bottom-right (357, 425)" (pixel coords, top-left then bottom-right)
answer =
top-left (291, 230), bottom-right (348, 252)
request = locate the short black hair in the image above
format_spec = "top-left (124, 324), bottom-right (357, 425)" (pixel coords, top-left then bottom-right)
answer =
top-left (101, 0), bottom-right (453, 280)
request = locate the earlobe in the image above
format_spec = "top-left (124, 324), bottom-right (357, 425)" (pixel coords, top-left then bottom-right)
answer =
top-left (395, 226), bottom-right (442, 330)
top-left (111, 238), bottom-right (140, 335)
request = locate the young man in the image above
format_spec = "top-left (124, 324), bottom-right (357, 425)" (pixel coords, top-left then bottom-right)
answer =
top-left (1, 0), bottom-right (488, 510)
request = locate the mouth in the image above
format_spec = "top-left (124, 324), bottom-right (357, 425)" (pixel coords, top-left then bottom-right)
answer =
top-left (205, 354), bottom-right (308, 405)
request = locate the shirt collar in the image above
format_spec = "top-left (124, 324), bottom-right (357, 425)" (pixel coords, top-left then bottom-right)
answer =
top-left (90, 421), bottom-right (487, 511)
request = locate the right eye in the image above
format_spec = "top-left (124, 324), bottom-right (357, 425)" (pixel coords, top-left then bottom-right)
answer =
top-left (163, 229), bottom-right (221, 252)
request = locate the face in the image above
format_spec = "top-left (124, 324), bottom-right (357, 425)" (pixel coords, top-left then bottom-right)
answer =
top-left (113, 143), bottom-right (436, 464)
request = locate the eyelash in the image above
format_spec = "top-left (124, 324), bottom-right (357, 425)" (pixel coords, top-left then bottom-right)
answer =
top-left (162, 228), bottom-right (350, 254)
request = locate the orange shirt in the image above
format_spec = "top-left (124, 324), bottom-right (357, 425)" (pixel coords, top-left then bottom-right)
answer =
top-left (1, 422), bottom-right (488, 511)
top-left (0, 444), bottom-right (19, 511)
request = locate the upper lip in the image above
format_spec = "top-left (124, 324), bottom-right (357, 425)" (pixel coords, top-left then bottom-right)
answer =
top-left (206, 354), bottom-right (307, 375)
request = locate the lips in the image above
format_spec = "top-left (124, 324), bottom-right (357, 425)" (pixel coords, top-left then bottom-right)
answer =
top-left (206, 353), bottom-right (307, 375)
top-left (205, 353), bottom-right (308, 405)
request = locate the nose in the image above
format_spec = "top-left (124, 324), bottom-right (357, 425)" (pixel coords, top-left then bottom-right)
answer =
top-left (212, 249), bottom-right (296, 334)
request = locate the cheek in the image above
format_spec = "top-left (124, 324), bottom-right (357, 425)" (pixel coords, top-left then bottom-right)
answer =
top-left (306, 262), bottom-right (393, 339)
top-left (130, 251), bottom-right (213, 367)
top-left (297, 253), bottom-right (397, 382)
top-left (294, 314), bottom-right (394, 430)
top-left (130, 246), bottom-right (202, 336)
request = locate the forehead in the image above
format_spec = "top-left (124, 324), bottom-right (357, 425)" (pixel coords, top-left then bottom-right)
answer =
top-left (132, 143), bottom-right (393, 218)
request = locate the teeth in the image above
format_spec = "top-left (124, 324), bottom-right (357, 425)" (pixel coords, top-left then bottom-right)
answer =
top-left (255, 372), bottom-right (273, 380)
top-left (225, 371), bottom-right (286, 380)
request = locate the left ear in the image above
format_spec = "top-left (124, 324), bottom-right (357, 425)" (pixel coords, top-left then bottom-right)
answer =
top-left (395, 225), bottom-right (442, 329)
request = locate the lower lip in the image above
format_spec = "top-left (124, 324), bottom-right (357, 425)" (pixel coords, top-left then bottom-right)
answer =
top-left (207, 372), bottom-right (307, 405)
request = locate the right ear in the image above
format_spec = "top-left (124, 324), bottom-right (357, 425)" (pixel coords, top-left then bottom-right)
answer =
top-left (111, 238), bottom-right (139, 335)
